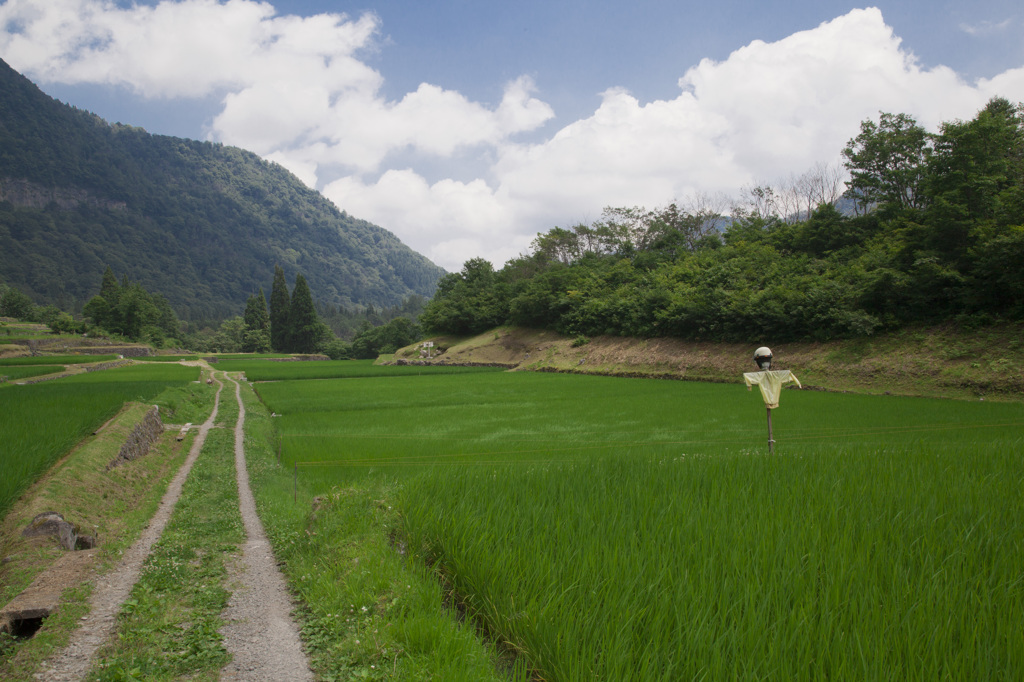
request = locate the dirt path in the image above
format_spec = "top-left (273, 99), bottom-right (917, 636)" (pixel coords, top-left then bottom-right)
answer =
top-left (219, 374), bottom-right (313, 680)
top-left (36, 373), bottom-right (226, 681)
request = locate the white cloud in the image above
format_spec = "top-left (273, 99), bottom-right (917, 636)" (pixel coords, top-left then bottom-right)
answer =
top-left (281, 76), bottom-right (552, 174)
top-left (3, 3), bottom-right (1024, 272)
top-left (0, 0), bottom-right (381, 97)
top-left (323, 170), bottom-right (524, 269)
top-left (959, 18), bottom-right (1014, 37)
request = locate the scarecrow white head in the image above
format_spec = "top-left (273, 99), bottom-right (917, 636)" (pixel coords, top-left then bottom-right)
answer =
top-left (754, 346), bottom-right (773, 371)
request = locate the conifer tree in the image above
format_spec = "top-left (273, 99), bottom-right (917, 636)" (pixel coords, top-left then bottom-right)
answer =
top-left (286, 273), bottom-right (325, 353)
top-left (269, 265), bottom-right (290, 352)
top-left (243, 288), bottom-right (271, 352)
top-left (83, 265), bottom-right (122, 332)
top-left (99, 265), bottom-right (120, 304)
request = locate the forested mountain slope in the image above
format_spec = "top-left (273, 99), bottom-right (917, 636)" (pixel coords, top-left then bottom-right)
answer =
top-left (0, 58), bottom-right (444, 322)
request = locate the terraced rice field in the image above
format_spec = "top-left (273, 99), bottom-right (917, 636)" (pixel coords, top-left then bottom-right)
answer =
top-left (0, 363), bottom-right (198, 516)
top-left (248, 362), bottom-right (1024, 681)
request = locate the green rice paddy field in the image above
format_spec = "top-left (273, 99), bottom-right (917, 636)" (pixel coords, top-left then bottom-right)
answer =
top-left (0, 363), bottom-right (199, 516)
top-left (247, 361), bottom-right (1024, 681)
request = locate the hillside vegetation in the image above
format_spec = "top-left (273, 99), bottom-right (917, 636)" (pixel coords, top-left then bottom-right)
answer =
top-left (421, 99), bottom-right (1024, 345)
top-left (0, 59), bottom-right (444, 322)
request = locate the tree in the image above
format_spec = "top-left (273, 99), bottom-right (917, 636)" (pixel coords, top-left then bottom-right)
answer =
top-left (80, 266), bottom-right (179, 342)
top-left (84, 265), bottom-right (122, 332)
top-left (745, 163), bottom-right (847, 223)
top-left (531, 226), bottom-right (583, 265)
top-left (212, 316), bottom-right (247, 353)
top-left (843, 112), bottom-right (931, 215)
top-left (269, 265), bottom-right (290, 352)
top-left (98, 266), bottom-right (120, 305)
top-left (116, 283), bottom-right (158, 340)
top-left (645, 196), bottom-right (726, 253)
top-left (928, 97), bottom-right (1024, 224)
top-left (151, 293), bottom-right (180, 339)
top-left (286, 273), bottom-right (328, 353)
top-left (419, 258), bottom-right (508, 335)
top-left (349, 317), bottom-right (421, 359)
top-left (242, 289), bottom-right (271, 352)
top-left (0, 287), bottom-right (35, 319)
top-left (82, 295), bottom-right (111, 328)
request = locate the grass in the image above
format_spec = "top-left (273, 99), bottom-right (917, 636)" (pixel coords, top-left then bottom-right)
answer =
top-left (0, 326), bottom-right (56, 341)
top-left (0, 363), bottom-right (199, 521)
top-left (0, 355), bottom-right (120, 366)
top-left (248, 369), bottom-right (1024, 681)
top-left (257, 372), bottom-right (1023, 470)
top-left (89, 375), bottom-right (244, 681)
top-left (216, 357), bottom-right (505, 381)
top-left (0, 366), bottom-right (65, 381)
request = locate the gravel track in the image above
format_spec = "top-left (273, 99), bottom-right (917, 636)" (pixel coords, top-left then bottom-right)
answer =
top-left (36, 373), bottom-right (226, 681)
top-left (218, 373), bottom-right (313, 681)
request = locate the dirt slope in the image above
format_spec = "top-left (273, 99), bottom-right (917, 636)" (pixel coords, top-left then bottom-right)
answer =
top-left (390, 324), bottom-right (1024, 401)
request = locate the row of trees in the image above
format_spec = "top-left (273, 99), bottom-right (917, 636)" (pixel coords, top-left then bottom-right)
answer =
top-left (1, 283), bottom-right (85, 333)
top-left (268, 265), bottom-right (331, 353)
top-left (196, 271), bottom-right (422, 358)
top-left (421, 98), bottom-right (1024, 343)
top-left (82, 267), bottom-right (181, 344)
top-left (198, 266), bottom-right (330, 354)
top-left (6, 259), bottom-right (423, 358)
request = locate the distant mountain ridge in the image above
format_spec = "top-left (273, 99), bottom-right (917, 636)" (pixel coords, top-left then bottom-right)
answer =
top-left (0, 58), bottom-right (444, 322)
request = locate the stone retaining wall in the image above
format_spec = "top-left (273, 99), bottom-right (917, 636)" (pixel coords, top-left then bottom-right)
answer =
top-left (107, 406), bottom-right (164, 470)
top-left (85, 359), bottom-right (133, 372)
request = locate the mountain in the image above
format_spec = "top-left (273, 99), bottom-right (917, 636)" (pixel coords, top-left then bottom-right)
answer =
top-left (0, 58), bottom-right (444, 322)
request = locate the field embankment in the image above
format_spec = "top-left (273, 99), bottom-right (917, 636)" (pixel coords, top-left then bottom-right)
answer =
top-left (390, 323), bottom-right (1024, 400)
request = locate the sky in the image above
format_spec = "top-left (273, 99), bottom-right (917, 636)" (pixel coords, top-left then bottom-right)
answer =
top-left (1, 1), bottom-right (1023, 271)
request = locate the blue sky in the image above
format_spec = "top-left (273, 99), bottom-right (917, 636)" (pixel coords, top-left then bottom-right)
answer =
top-left (2, 1), bottom-right (1023, 270)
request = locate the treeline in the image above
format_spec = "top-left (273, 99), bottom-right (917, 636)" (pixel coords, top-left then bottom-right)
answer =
top-left (421, 98), bottom-right (1024, 343)
top-left (180, 266), bottom-right (422, 358)
top-left (3, 263), bottom-right (424, 360)
top-left (82, 266), bottom-right (180, 344)
top-left (0, 282), bottom-right (86, 333)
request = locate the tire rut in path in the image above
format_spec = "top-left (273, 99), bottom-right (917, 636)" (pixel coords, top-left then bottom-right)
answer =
top-left (218, 374), bottom-right (313, 681)
top-left (37, 373), bottom-right (227, 682)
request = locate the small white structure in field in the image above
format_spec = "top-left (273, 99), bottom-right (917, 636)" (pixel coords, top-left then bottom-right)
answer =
top-left (421, 341), bottom-right (435, 359)
top-left (743, 347), bottom-right (801, 453)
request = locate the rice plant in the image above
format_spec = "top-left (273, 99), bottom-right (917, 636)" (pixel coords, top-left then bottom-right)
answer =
top-left (252, 370), bottom-right (1024, 680)
top-left (0, 355), bottom-right (119, 365)
top-left (0, 366), bottom-right (64, 381)
top-left (222, 358), bottom-right (504, 382)
top-left (0, 363), bottom-right (199, 516)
